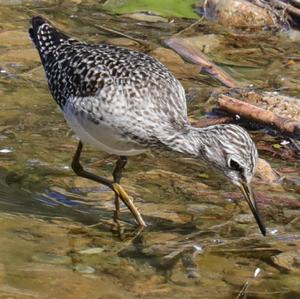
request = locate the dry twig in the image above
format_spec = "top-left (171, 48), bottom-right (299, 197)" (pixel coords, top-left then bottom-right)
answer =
top-left (270, 0), bottom-right (300, 18)
top-left (165, 38), bottom-right (239, 88)
top-left (81, 17), bottom-right (151, 47)
top-left (191, 116), bottom-right (234, 128)
top-left (217, 95), bottom-right (300, 136)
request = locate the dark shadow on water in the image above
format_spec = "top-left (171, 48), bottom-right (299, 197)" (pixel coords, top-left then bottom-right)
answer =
top-left (0, 167), bottom-right (113, 224)
top-left (0, 167), bottom-right (200, 236)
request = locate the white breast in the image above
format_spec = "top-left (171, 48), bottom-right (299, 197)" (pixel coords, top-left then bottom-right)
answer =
top-left (63, 101), bottom-right (148, 156)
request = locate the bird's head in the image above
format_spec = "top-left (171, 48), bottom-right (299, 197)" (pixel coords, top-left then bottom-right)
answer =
top-left (198, 124), bottom-right (266, 236)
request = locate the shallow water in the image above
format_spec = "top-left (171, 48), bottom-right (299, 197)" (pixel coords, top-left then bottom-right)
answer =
top-left (0, 1), bottom-right (300, 299)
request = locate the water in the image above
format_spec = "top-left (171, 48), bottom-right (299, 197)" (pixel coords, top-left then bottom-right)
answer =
top-left (0, 1), bottom-right (300, 298)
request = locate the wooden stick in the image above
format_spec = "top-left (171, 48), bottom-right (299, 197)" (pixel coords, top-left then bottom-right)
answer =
top-left (172, 18), bottom-right (203, 37)
top-left (191, 116), bottom-right (234, 128)
top-left (217, 95), bottom-right (300, 136)
top-left (81, 17), bottom-right (150, 47)
top-left (165, 37), bottom-right (239, 88)
top-left (270, 0), bottom-right (300, 18)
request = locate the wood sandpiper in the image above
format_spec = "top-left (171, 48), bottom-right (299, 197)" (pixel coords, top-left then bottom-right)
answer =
top-left (29, 16), bottom-right (266, 235)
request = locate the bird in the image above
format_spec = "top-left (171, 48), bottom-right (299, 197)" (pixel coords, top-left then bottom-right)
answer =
top-left (29, 16), bottom-right (266, 235)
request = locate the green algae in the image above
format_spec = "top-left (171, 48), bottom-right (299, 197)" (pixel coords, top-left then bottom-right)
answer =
top-left (103, 0), bottom-right (200, 19)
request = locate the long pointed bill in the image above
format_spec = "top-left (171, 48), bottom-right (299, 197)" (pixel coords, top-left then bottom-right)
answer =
top-left (238, 182), bottom-right (266, 236)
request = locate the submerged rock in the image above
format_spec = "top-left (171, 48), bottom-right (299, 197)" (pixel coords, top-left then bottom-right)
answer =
top-left (31, 253), bottom-right (72, 265)
top-left (186, 203), bottom-right (224, 217)
top-left (173, 34), bottom-right (221, 55)
top-left (233, 213), bottom-right (253, 224)
top-left (74, 264), bottom-right (96, 274)
top-left (150, 47), bottom-right (200, 79)
top-left (271, 251), bottom-right (300, 273)
top-left (79, 247), bottom-right (105, 255)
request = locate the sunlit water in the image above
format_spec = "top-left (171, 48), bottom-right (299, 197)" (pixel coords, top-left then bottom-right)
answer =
top-left (0, 2), bottom-right (300, 298)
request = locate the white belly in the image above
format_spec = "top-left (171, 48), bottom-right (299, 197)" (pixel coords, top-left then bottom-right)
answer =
top-left (63, 103), bottom-right (148, 156)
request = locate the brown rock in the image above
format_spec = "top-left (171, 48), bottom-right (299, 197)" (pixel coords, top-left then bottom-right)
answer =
top-left (203, 0), bottom-right (274, 29)
top-left (271, 250), bottom-right (300, 273)
top-left (254, 158), bottom-right (281, 184)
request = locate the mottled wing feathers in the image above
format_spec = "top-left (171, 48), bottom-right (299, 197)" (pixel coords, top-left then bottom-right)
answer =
top-left (29, 16), bottom-right (188, 127)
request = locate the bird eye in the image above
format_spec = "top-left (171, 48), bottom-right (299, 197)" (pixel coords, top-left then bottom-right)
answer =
top-left (229, 159), bottom-right (242, 171)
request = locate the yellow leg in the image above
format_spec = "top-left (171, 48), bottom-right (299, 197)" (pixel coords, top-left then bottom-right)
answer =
top-left (112, 183), bottom-right (146, 227)
top-left (72, 142), bottom-right (146, 227)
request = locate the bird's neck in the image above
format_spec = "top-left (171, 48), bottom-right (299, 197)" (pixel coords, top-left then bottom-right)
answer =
top-left (162, 126), bottom-right (208, 158)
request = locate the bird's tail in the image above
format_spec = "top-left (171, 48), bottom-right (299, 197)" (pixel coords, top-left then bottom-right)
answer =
top-left (29, 16), bottom-right (70, 63)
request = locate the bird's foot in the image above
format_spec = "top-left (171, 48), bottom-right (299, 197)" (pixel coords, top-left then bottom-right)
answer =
top-left (112, 183), bottom-right (146, 227)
